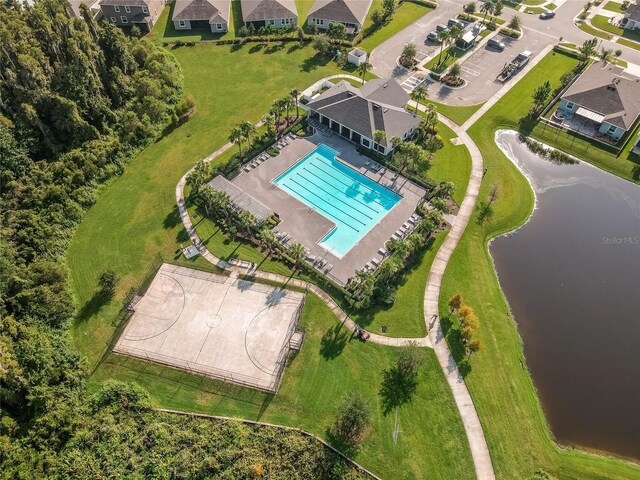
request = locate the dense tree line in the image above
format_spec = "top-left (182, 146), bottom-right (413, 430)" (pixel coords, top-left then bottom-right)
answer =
top-left (0, 0), bottom-right (183, 473)
top-left (0, 3), bottom-right (369, 476)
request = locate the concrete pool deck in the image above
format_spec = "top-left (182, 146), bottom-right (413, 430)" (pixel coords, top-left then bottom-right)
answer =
top-left (232, 134), bottom-right (426, 284)
top-left (114, 263), bottom-right (305, 392)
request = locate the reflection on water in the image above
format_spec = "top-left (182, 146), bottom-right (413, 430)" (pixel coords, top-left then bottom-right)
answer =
top-left (491, 130), bottom-right (640, 460)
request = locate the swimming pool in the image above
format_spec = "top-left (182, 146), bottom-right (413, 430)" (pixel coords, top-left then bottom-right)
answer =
top-left (273, 144), bottom-right (401, 258)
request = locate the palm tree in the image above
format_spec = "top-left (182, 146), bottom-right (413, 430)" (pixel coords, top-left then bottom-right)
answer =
top-left (282, 96), bottom-right (294, 126)
top-left (270, 98), bottom-right (286, 138)
top-left (390, 136), bottom-right (402, 159)
top-left (258, 228), bottom-right (278, 255)
top-left (411, 85), bottom-right (427, 111)
top-left (239, 120), bottom-right (256, 150)
top-left (480, 0), bottom-right (494, 22)
top-left (357, 61), bottom-right (372, 84)
top-left (436, 29), bottom-right (452, 65)
top-left (229, 125), bottom-right (244, 157)
top-left (372, 130), bottom-right (386, 158)
top-left (423, 104), bottom-right (438, 134)
top-left (289, 242), bottom-right (306, 269)
top-left (599, 48), bottom-right (613, 65)
top-left (238, 210), bottom-right (256, 236)
top-left (290, 88), bottom-right (300, 118)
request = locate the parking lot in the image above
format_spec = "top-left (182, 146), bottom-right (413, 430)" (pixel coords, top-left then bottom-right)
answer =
top-left (424, 29), bottom-right (551, 105)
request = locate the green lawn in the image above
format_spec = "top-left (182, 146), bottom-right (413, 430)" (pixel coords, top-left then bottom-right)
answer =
top-left (618, 36), bottom-right (640, 50)
top-left (350, 231), bottom-right (446, 337)
top-left (440, 48), bottom-right (640, 479)
top-left (359, 2), bottom-right (433, 52)
top-left (425, 46), bottom-right (465, 73)
top-left (603, 1), bottom-right (624, 12)
top-left (67, 43), bottom-right (375, 363)
top-left (591, 14), bottom-right (624, 35)
top-left (424, 100), bottom-right (484, 127)
top-left (590, 14), bottom-right (640, 43)
top-left (524, 6), bottom-right (546, 14)
top-left (577, 21), bottom-right (613, 40)
top-left (148, 4), bottom-right (237, 43)
top-left (87, 294), bottom-right (475, 479)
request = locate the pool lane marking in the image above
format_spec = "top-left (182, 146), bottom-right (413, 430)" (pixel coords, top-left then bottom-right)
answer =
top-left (312, 155), bottom-right (401, 203)
top-left (296, 169), bottom-right (377, 220)
top-left (280, 178), bottom-right (364, 231)
top-left (302, 164), bottom-right (386, 215)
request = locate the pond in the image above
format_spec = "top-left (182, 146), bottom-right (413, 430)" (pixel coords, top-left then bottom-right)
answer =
top-left (491, 130), bottom-right (640, 460)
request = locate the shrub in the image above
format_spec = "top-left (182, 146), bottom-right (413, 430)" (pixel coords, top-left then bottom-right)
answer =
top-left (332, 392), bottom-right (372, 446)
top-left (98, 269), bottom-right (118, 292)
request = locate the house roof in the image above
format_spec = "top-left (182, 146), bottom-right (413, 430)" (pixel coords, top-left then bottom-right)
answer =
top-left (173, 0), bottom-right (230, 23)
top-left (307, 0), bottom-right (372, 26)
top-left (208, 176), bottom-right (273, 222)
top-left (625, 2), bottom-right (640, 22)
top-left (240, 0), bottom-right (297, 21)
top-left (100, 0), bottom-right (149, 6)
top-left (306, 79), bottom-right (420, 146)
top-left (562, 61), bottom-right (640, 130)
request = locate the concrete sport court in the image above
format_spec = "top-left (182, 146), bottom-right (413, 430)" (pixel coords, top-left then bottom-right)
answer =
top-left (114, 264), bottom-right (305, 392)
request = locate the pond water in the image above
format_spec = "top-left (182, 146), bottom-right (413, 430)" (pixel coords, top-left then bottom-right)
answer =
top-left (491, 130), bottom-right (640, 460)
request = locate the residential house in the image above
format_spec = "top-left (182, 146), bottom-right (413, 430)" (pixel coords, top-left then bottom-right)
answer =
top-left (306, 78), bottom-right (421, 155)
top-left (172, 0), bottom-right (230, 32)
top-left (67, 0), bottom-right (102, 18)
top-left (99, 0), bottom-right (164, 31)
top-left (240, 0), bottom-right (297, 29)
top-left (623, 1), bottom-right (640, 30)
top-left (307, 0), bottom-right (372, 34)
top-left (556, 62), bottom-right (640, 142)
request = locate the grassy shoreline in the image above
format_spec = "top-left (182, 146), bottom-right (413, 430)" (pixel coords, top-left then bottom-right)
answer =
top-left (442, 49), bottom-right (640, 478)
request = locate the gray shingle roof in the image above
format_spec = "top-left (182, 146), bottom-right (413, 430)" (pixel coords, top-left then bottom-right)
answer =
top-left (100, 0), bottom-right (148, 6)
top-left (240, 0), bottom-right (297, 21)
top-left (173, 0), bottom-right (230, 22)
top-left (307, 79), bottom-right (420, 146)
top-left (307, 0), bottom-right (372, 26)
top-left (208, 176), bottom-right (273, 222)
top-left (562, 62), bottom-right (640, 130)
top-left (625, 2), bottom-right (640, 22)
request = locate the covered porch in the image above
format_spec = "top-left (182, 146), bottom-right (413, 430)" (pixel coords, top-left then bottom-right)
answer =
top-left (308, 109), bottom-right (388, 155)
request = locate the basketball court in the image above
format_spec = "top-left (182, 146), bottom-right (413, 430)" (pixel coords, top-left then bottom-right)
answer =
top-left (114, 263), bottom-right (305, 392)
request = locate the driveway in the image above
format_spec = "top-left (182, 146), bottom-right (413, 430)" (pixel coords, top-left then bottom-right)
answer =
top-left (425, 28), bottom-right (550, 105)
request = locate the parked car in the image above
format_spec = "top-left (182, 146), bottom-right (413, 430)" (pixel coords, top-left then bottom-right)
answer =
top-left (427, 31), bottom-right (440, 43)
top-left (539, 10), bottom-right (555, 19)
top-left (436, 24), bottom-right (448, 32)
top-left (447, 18), bottom-right (464, 29)
top-left (487, 38), bottom-right (506, 51)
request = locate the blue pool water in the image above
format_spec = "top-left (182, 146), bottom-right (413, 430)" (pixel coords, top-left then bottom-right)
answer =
top-left (273, 144), bottom-right (401, 257)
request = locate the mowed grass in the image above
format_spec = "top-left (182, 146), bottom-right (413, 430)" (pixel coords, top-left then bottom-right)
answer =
top-left (441, 49), bottom-right (640, 479)
top-left (67, 43), bottom-right (372, 362)
top-left (67, 42), bottom-right (477, 477)
top-left (350, 231), bottom-right (446, 337)
top-left (426, 100), bottom-right (484, 127)
top-left (603, 1), bottom-right (624, 12)
top-left (88, 294), bottom-right (475, 479)
top-left (427, 121), bottom-right (472, 205)
top-left (359, 2), bottom-right (433, 52)
top-left (577, 21), bottom-right (613, 40)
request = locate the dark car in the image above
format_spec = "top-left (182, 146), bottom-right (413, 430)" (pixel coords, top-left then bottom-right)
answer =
top-left (427, 31), bottom-right (439, 43)
top-left (539, 10), bottom-right (555, 19)
top-left (487, 38), bottom-right (506, 51)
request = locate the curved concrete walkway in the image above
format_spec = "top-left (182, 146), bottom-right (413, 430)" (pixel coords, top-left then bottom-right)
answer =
top-left (175, 78), bottom-right (494, 478)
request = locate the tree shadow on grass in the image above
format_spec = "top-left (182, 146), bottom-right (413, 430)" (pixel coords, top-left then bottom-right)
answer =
top-left (300, 54), bottom-right (330, 72)
top-left (440, 315), bottom-right (472, 378)
top-left (379, 366), bottom-right (419, 415)
top-left (249, 43), bottom-right (264, 54)
top-left (319, 322), bottom-right (350, 359)
top-left (74, 290), bottom-right (115, 326)
top-left (164, 205), bottom-right (182, 229)
top-left (264, 42), bottom-right (286, 54)
top-left (325, 427), bottom-right (361, 459)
